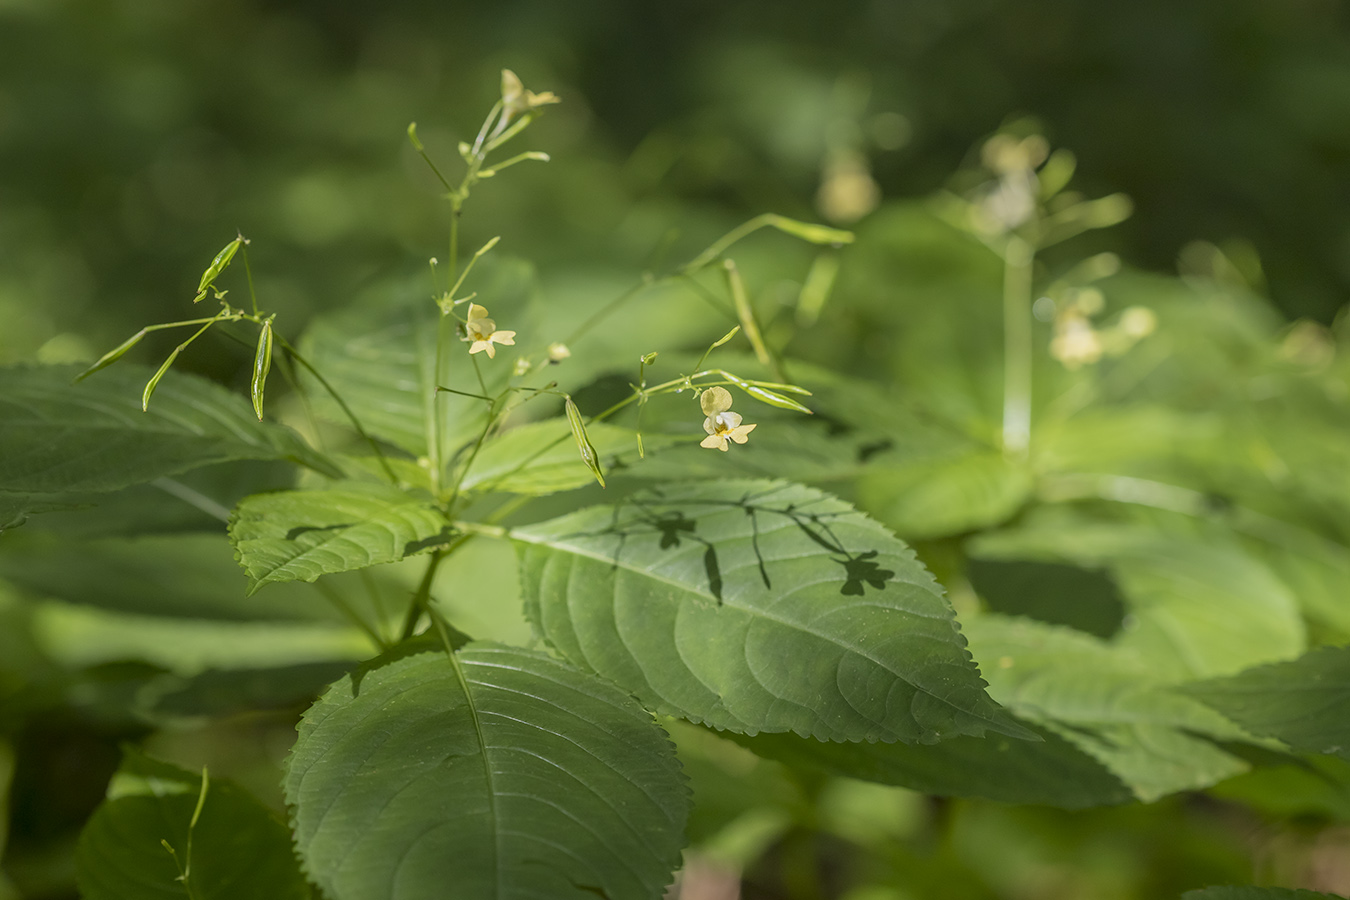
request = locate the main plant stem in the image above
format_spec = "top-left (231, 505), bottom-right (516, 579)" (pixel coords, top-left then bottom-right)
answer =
top-left (1001, 235), bottom-right (1034, 458)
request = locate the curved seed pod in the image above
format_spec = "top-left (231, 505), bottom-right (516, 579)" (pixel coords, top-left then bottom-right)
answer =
top-left (718, 371), bottom-right (813, 414)
top-left (75, 329), bottom-right (146, 382)
top-left (194, 237), bottom-right (243, 303)
top-left (251, 317), bottom-right (275, 421)
top-left (564, 397), bottom-right (606, 488)
top-left (142, 348), bottom-right (183, 411)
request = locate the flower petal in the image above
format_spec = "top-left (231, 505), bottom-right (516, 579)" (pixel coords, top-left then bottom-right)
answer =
top-left (729, 423), bottom-right (757, 444)
top-left (718, 411), bottom-right (743, 430)
top-left (467, 303), bottom-right (490, 323)
top-left (700, 386), bottom-right (733, 416)
top-left (703, 416), bottom-right (718, 436)
top-left (491, 330), bottom-right (516, 346)
top-left (700, 434), bottom-right (727, 450)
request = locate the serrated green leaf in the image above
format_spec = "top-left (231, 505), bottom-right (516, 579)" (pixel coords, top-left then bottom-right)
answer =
top-left (1183, 646), bottom-right (1350, 760)
top-left (285, 640), bottom-right (689, 900)
top-left (856, 449), bottom-right (1034, 539)
top-left (0, 364), bottom-right (337, 495)
top-left (76, 747), bottom-right (308, 900)
top-left (514, 479), bottom-right (1031, 744)
top-left (229, 483), bottom-right (450, 593)
top-left (964, 614), bottom-right (1253, 801)
top-left (736, 720), bottom-right (1131, 809)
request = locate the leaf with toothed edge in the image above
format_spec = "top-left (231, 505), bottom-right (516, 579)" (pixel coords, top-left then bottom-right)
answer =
top-left (513, 479), bottom-right (1034, 745)
top-left (229, 482), bottom-right (451, 594)
top-left (284, 639), bottom-right (690, 900)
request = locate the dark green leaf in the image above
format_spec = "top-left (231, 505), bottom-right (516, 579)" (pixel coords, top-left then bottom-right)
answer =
top-left (285, 640), bottom-right (689, 900)
top-left (0, 531), bottom-right (348, 622)
top-left (229, 482), bottom-right (451, 594)
top-left (1183, 646), bottom-right (1350, 760)
top-left (736, 721), bottom-right (1131, 809)
top-left (964, 614), bottom-right (1254, 800)
top-left (76, 747), bottom-right (308, 900)
top-left (514, 479), bottom-right (1032, 744)
top-left (0, 364), bottom-right (336, 495)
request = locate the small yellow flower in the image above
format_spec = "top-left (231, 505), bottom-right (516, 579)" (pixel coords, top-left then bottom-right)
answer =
top-left (464, 303), bottom-right (516, 359)
top-left (500, 69), bottom-right (560, 123)
top-left (698, 386), bottom-right (756, 451)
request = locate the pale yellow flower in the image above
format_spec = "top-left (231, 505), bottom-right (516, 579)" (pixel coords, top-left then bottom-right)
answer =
top-left (1050, 313), bottom-right (1103, 369)
top-left (464, 303), bottom-right (516, 359)
top-left (698, 386), bottom-right (756, 451)
top-left (500, 69), bottom-right (560, 123)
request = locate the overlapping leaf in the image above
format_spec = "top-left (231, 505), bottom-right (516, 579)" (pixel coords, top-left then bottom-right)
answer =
top-left (0, 531), bottom-right (344, 622)
top-left (285, 640), bottom-right (689, 900)
top-left (514, 479), bottom-right (1032, 744)
top-left (963, 614), bottom-right (1256, 801)
top-left (230, 482), bottom-right (450, 593)
top-left (76, 748), bottom-right (308, 900)
top-left (856, 449), bottom-right (1034, 540)
top-left (0, 365), bottom-right (336, 497)
top-left (969, 513), bottom-right (1306, 679)
top-left (1183, 646), bottom-right (1350, 760)
top-left (737, 720), bottom-right (1131, 809)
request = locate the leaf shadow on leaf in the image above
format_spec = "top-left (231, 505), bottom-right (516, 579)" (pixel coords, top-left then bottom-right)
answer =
top-left (404, 524), bottom-right (457, 556)
top-left (284, 522), bottom-right (354, 541)
top-left (549, 482), bottom-right (898, 604)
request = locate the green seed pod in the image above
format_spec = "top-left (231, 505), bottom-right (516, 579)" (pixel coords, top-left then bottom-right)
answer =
top-left (564, 397), bottom-right (606, 488)
top-left (194, 237), bottom-right (243, 303)
top-left (720, 371), bottom-right (813, 414)
top-left (75, 328), bottom-right (146, 382)
top-left (251, 317), bottom-right (275, 421)
top-left (142, 347), bottom-right (183, 411)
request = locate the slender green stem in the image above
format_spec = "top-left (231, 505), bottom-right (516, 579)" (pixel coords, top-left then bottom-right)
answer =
top-left (1001, 236), bottom-right (1034, 458)
top-left (401, 550), bottom-right (448, 641)
top-left (241, 245), bottom-right (260, 317)
top-left (313, 580), bottom-right (388, 651)
top-left (276, 336), bottom-right (398, 484)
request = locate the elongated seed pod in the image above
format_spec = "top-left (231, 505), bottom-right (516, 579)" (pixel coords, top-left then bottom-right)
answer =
top-left (251, 317), bottom-right (275, 420)
top-left (564, 397), bottom-right (606, 488)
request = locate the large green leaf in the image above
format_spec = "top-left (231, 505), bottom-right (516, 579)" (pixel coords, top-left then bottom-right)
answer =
top-left (514, 479), bottom-right (1032, 744)
top-left (963, 614), bottom-right (1254, 801)
top-left (4, 460), bottom-right (298, 539)
top-left (0, 531), bottom-right (346, 622)
top-left (0, 364), bottom-right (335, 495)
top-left (736, 720), bottom-right (1131, 809)
top-left (855, 449), bottom-right (1034, 540)
top-left (229, 482), bottom-right (450, 594)
top-left (969, 513), bottom-right (1306, 679)
top-left (1183, 646), bottom-right (1350, 761)
top-left (285, 640), bottom-right (689, 900)
top-left (76, 747), bottom-right (308, 900)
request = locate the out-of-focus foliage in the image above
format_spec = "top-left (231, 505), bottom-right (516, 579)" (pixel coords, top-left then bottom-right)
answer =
top-left (6, 3), bottom-right (1350, 900)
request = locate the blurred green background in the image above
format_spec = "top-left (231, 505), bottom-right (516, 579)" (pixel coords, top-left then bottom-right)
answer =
top-left (4, 0), bottom-right (1350, 376)
top-left (5, 2), bottom-right (1350, 899)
